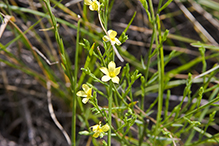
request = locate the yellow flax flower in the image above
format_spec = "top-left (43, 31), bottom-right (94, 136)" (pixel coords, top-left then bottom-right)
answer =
top-left (91, 122), bottom-right (110, 138)
top-left (100, 61), bottom-right (121, 84)
top-left (76, 84), bottom-right (92, 104)
top-left (84, 0), bottom-right (100, 11)
top-left (103, 30), bottom-right (121, 45)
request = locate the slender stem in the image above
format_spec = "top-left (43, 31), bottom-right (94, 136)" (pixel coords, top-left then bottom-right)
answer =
top-left (144, 25), bottom-right (156, 82)
top-left (154, 15), bottom-right (165, 142)
top-left (157, 0), bottom-right (163, 14)
top-left (105, 0), bottom-right (109, 30)
top-left (98, 11), bottom-right (124, 62)
top-left (145, 0), bottom-right (156, 82)
top-left (71, 18), bottom-right (81, 146)
top-left (148, 0), bottom-right (155, 21)
top-left (108, 80), bottom-right (113, 146)
top-left (47, 81), bottom-right (71, 145)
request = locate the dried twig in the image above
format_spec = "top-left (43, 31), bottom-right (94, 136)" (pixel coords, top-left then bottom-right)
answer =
top-left (47, 81), bottom-right (71, 146)
top-left (21, 99), bottom-right (36, 146)
top-left (175, 0), bottom-right (218, 45)
top-left (126, 40), bottom-right (200, 56)
top-left (32, 46), bottom-right (58, 65)
top-left (0, 14), bottom-right (15, 38)
top-left (189, 0), bottom-right (219, 31)
top-left (194, 64), bottom-right (219, 79)
top-left (65, 0), bottom-right (83, 7)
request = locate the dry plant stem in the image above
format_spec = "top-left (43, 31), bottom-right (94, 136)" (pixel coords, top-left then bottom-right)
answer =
top-left (189, 0), bottom-right (219, 31)
top-left (0, 15), bottom-right (14, 38)
top-left (175, 0), bottom-right (218, 45)
top-left (0, 62), bottom-right (9, 88)
top-left (0, 84), bottom-right (46, 98)
top-left (21, 100), bottom-right (36, 145)
top-left (0, 12), bottom-right (55, 86)
top-left (114, 22), bottom-right (197, 43)
top-left (194, 64), bottom-right (219, 79)
top-left (32, 46), bottom-right (59, 65)
top-left (47, 81), bottom-right (71, 146)
top-left (98, 11), bottom-right (124, 62)
top-left (126, 40), bottom-right (200, 56)
top-left (28, 0), bottom-right (60, 63)
top-left (65, 0), bottom-right (83, 7)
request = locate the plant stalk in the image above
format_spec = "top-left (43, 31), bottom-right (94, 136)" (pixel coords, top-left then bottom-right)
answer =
top-left (71, 18), bottom-right (81, 146)
top-left (108, 80), bottom-right (113, 146)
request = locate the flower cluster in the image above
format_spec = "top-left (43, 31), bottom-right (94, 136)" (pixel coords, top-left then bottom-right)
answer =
top-left (77, 61), bottom-right (121, 138)
top-left (91, 122), bottom-right (110, 138)
top-left (78, 0), bottom-right (125, 139)
top-left (77, 61), bottom-right (121, 104)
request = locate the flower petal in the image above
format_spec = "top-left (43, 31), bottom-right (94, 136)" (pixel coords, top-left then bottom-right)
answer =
top-left (101, 75), bottom-right (111, 82)
top-left (87, 88), bottom-right (92, 97)
top-left (108, 61), bottom-right (116, 72)
top-left (108, 30), bottom-right (117, 39)
top-left (111, 76), bottom-right (120, 84)
top-left (115, 38), bottom-right (121, 46)
top-left (84, 0), bottom-right (92, 5)
top-left (76, 91), bottom-right (87, 97)
top-left (92, 0), bottom-right (100, 11)
top-left (101, 124), bottom-right (110, 132)
top-left (92, 125), bottom-right (99, 132)
top-left (103, 35), bottom-right (110, 42)
top-left (100, 67), bottom-right (109, 75)
top-left (114, 66), bottom-right (121, 76)
top-left (89, 5), bottom-right (95, 11)
top-left (82, 84), bottom-right (90, 93)
top-left (93, 131), bottom-right (100, 138)
top-left (82, 98), bottom-right (89, 104)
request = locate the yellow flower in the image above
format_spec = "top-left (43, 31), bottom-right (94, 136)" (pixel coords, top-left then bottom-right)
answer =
top-left (91, 122), bottom-right (110, 138)
top-left (76, 84), bottom-right (92, 104)
top-left (103, 30), bottom-right (121, 45)
top-left (84, 0), bottom-right (100, 11)
top-left (100, 61), bottom-right (121, 84)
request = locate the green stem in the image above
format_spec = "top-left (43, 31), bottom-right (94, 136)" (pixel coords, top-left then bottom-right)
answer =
top-left (144, 25), bottom-right (156, 82)
top-left (145, 0), bottom-right (156, 82)
top-left (113, 84), bottom-right (129, 107)
top-left (157, 0), bottom-right (163, 14)
top-left (71, 18), bottom-right (81, 146)
top-left (154, 15), bottom-right (165, 142)
top-left (108, 81), bottom-right (113, 146)
top-left (105, 0), bottom-right (109, 30)
top-left (148, 0), bottom-right (155, 20)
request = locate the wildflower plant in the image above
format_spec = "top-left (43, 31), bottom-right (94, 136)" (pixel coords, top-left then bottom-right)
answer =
top-left (1, 0), bottom-right (219, 146)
